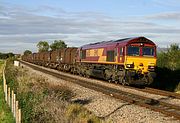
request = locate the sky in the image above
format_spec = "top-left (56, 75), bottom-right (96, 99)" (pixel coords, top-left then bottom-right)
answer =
top-left (0, 0), bottom-right (180, 54)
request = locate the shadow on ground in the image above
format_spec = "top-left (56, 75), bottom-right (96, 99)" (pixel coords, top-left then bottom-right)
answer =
top-left (71, 99), bottom-right (92, 105)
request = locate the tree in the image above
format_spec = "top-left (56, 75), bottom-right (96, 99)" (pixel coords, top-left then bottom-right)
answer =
top-left (50, 40), bottom-right (67, 51)
top-left (157, 43), bottom-right (180, 71)
top-left (37, 41), bottom-right (49, 52)
top-left (169, 43), bottom-right (179, 52)
top-left (7, 52), bottom-right (14, 58)
top-left (167, 44), bottom-right (180, 70)
top-left (0, 52), bottom-right (14, 59)
top-left (24, 50), bottom-right (32, 55)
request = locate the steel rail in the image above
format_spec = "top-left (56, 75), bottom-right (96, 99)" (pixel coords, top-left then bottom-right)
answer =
top-left (142, 87), bottom-right (180, 99)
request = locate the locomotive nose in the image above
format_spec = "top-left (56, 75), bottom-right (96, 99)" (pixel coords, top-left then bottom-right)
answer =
top-left (139, 63), bottom-right (143, 66)
top-left (138, 63), bottom-right (144, 74)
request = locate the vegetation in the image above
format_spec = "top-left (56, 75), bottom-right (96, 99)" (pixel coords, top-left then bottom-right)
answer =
top-left (35, 40), bottom-right (68, 53)
top-left (23, 50), bottom-right (32, 56)
top-left (37, 41), bottom-right (49, 52)
top-left (0, 52), bottom-right (14, 59)
top-left (66, 104), bottom-right (100, 123)
top-left (50, 40), bottom-right (67, 51)
top-left (0, 60), bottom-right (15, 123)
top-left (157, 44), bottom-right (180, 70)
top-left (152, 44), bottom-right (180, 92)
top-left (5, 59), bottom-right (101, 123)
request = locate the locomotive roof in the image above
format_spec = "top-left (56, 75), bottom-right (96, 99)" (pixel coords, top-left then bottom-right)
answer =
top-left (81, 36), bottom-right (155, 49)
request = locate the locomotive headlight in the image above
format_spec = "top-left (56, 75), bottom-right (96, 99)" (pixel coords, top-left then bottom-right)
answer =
top-left (148, 65), bottom-right (155, 71)
top-left (126, 64), bottom-right (134, 68)
top-left (139, 63), bottom-right (143, 66)
top-left (148, 66), bottom-right (155, 69)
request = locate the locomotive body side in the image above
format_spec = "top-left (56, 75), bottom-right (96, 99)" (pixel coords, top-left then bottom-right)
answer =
top-left (76, 37), bottom-right (157, 85)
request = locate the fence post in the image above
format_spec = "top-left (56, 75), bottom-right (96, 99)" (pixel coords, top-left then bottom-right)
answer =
top-left (5, 84), bottom-right (7, 102)
top-left (11, 90), bottom-right (14, 113)
top-left (18, 109), bottom-right (21, 123)
top-left (16, 101), bottom-right (19, 123)
top-left (14, 94), bottom-right (16, 117)
top-left (3, 66), bottom-right (6, 93)
top-left (8, 87), bottom-right (10, 106)
top-left (3, 75), bottom-right (5, 93)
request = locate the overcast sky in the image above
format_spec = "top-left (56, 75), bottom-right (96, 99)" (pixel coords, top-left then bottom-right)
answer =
top-left (0, 0), bottom-right (180, 54)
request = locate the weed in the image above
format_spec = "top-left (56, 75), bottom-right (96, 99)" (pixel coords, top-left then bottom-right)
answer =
top-left (66, 104), bottom-right (100, 123)
top-left (45, 84), bottom-right (74, 101)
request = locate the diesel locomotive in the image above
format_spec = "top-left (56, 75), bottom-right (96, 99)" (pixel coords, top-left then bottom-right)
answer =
top-left (22, 37), bottom-right (157, 85)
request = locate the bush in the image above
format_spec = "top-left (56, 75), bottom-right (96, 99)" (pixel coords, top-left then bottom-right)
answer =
top-left (153, 44), bottom-right (180, 92)
top-left (157, 44), bottom-right (180, 71)
top-left (44, 85), bottom-right (74, 101)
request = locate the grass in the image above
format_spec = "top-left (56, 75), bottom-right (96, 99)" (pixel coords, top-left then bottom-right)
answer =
top-left (0, 59), bottom-right (15, 123)
top-left (66, 104), bottom-right (100, 123)
top-left (4, 59), bottom-right (102, 123)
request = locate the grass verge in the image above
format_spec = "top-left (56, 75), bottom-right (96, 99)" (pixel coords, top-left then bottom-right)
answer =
top-left (5, 59), bottom-right (101, 123)
top-left (0, 60), bottom-right (15, 123)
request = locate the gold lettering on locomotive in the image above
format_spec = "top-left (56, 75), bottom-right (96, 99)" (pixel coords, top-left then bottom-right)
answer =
top-left (86, 50), bottom-right (90, 57)
top-left (94, 49), bottom-right (98, 56)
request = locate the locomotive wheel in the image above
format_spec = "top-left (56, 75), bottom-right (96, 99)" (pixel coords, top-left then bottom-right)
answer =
top-left (71, 67), bottom-right (77, 74)
top-left (108, 78), bottom-right (112, 83)
top-left (104, 73), bottom-right (112, 83)
top-left (124, 71), bottom-right (131, 85)
top-left (147, 72), bottom-right (156, 84)
top-left (117, 70), bottom-right (129, 85)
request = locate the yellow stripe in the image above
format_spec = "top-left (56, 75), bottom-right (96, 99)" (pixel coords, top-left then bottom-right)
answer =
top-left (77, 60), bottom-right (124, 65)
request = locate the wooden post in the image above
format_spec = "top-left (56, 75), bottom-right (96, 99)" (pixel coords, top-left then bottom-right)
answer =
top-left (3, 72), bottom-right (4, 92)
top-left (5, 84), bottom-right (7, 102)
top-left (18, 109), bottom-right (21, 123)
top-left (11, 90), bottom-right (14, 113)
top-left (19, 109), bottom-right (21, 123)
top-left (14, 94), bottom-right (16, 117)
top-left (3, 73), bottom-right (6, 93)
top-left (8, 87), bottom-right (10, 106)
top-left (16, 101), bottom-right (19, 123)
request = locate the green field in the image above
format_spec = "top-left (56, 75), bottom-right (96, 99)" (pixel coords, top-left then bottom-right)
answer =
top-left (0, 60), bottom-right (15, 123)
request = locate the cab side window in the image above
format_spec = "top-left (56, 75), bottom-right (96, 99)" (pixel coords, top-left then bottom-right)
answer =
top-left (107, 50), bottom-right (115, 62)
top-left (120, 47), bottom-right (123, 56)
top-left (80, 50), bottom-right (86, 59)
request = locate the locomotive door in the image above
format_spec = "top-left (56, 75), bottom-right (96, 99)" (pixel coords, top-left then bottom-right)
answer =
top-left (119, 47), bottom-right (124, 63)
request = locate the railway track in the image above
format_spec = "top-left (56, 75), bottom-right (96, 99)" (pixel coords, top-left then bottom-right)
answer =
top-left (98, 80), bottom-right (180, 100)
top-left (20, 60), bottom-right (180, 120)
top-left (140, 87), bottom-right (180, 99)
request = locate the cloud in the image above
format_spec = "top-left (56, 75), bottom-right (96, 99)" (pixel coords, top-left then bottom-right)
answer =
top-left (0, 2), bottom-right (180, 53)
top-left (146, 12), bottom-right (180, 20)
top-left (151, 0), bottom-right (180, 7)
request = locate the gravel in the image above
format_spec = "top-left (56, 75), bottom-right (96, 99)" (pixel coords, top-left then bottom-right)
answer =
top-left (20, 62), bottom-right (180, 123)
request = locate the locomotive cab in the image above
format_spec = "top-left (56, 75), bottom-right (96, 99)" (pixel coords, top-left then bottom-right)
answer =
top-left (124, 38), bottom-right (157, 85)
